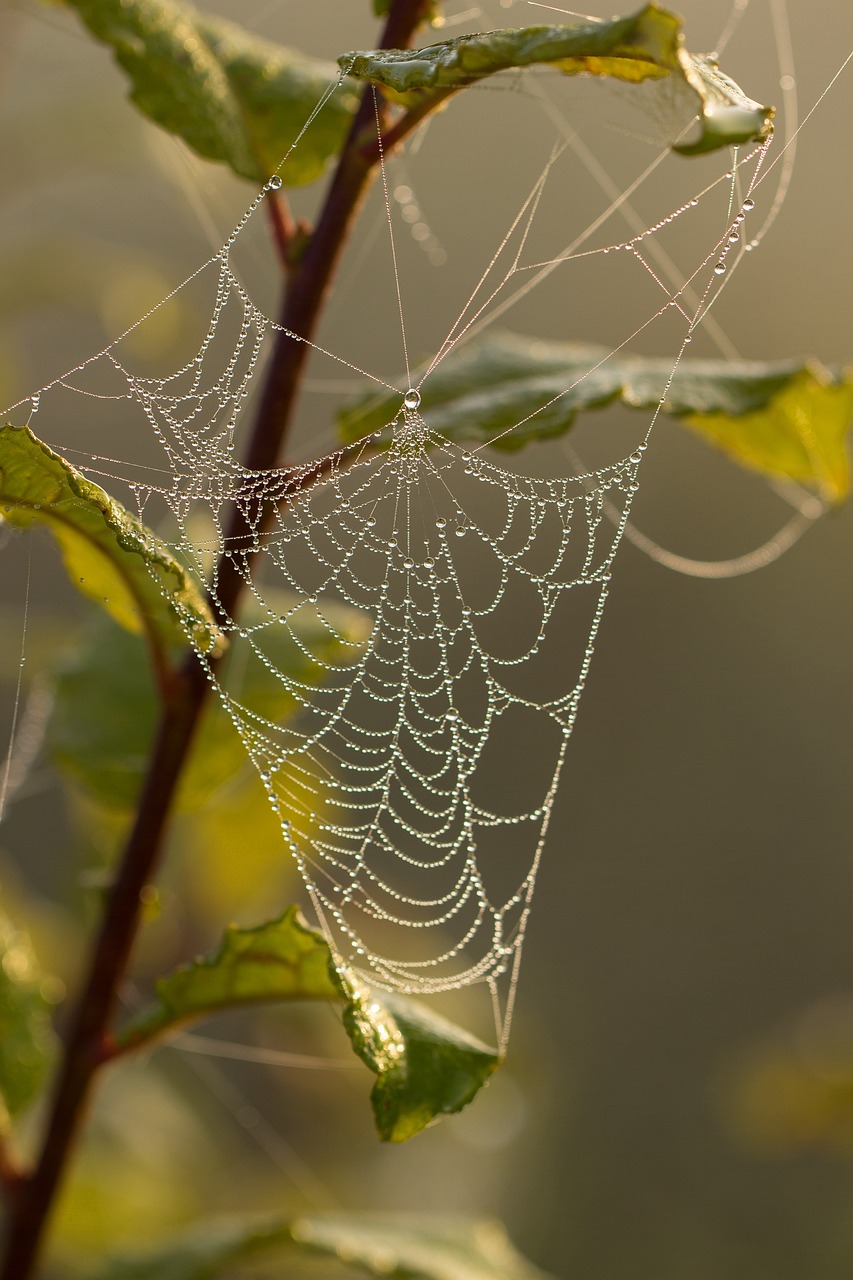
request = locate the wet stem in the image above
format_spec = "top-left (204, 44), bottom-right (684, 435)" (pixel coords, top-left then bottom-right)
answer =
top-left (0, 2), bottom-right (437, 1276)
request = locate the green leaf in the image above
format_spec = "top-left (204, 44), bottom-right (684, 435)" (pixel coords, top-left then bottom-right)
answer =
top-left (0, 909), bottom-right (58, 1127)
top-left (341, 3), bottom-right (773, 157)
top-left (120, 909), bottom-right (498, 1141)
top-left (118, 907), bottom-right (338, 1050)
top-left (336, 971), bottom-right (500, 1142)
top-left (47, 588), bottom-right (370, 816)
top-left (0, 424), bottom-right (218, 655)
top-left (290, 1212), bottom-right (556, 1280)
top-left (65, 0), bottom-right (359, 185)
top-left (338, 333), bottom-right (853, 500)
top-left (94, 1212), bottom-right (553, 1280)
top-left (92, 1214), bottom-right (291, 1280)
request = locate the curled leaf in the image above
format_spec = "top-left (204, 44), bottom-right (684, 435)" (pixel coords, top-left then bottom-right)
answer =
top-left (337, 970), bottom-right (501, 1142)
top-left (341, 3), bottom-right (773, 157)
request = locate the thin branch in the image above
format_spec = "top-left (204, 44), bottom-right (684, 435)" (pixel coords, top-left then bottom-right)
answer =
top-left (0, 1141), bottom-right (22, 1204)
top-left (265, 190), bottom-right (299, 271)
top-left (0, 3), bottom-right (437, 1276)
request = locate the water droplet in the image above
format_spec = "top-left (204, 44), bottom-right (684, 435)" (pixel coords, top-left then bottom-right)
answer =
top-left (714, 261), bottom-right (727, 275)
top-left (630, 452), bottom-right (643, 464)
top-left (728, 232), bottom-right (739, 244)
top-left (268, 175), bottom-right (282, 190)
top-left (446, 708), bottom-right (459, 721)
top-left (455, 526), bottom-right (467, 537)
top-left (435, 518), bottom-right (446, 530)
top-left (403, 388), bottom-right (421, 411)
top-left (423, 558), bottom-right (435, 569)
top-left (403, 557), bottom-right (414, 569)
top-left (683, 334), bottom-right (693, 343)
top-left (743, 197), bottom-right (755, 211)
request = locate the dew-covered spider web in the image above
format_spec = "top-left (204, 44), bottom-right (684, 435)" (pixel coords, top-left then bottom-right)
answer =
top-left (4, 2), bottom-right (830, 1049)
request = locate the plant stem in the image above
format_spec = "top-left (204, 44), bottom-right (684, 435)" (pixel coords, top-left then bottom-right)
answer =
top-left (0, 3), bottom-right (435, 1276)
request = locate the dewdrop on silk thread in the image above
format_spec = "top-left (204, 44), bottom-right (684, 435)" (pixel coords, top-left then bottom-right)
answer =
top-left (5, 46), bottom-right (779, 1051)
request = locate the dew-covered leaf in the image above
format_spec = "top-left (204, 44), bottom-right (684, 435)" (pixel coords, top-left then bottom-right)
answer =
top-left (290, 1212), bottom-right (555, 1280)
top-left (0, 908), bottom-right (58, 1127)
top-left (66, 0), bottom-right (359, 185)
top-left (337, 971), bottom-right (501, 1142)
top-left (118, 906), bottom-right (338, 1051)
top-left (338, 334), bottom-right (853, 499)
top-left (341, 3), bottom-right (773, 156)
top-left (0, 424), bottom-right (218, 654)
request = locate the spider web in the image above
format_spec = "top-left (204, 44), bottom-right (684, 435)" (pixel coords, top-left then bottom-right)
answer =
top-left (2, 25), bottom-right (794, 1048)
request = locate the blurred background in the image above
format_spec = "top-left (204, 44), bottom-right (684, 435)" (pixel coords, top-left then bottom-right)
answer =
top-left (1, 0), bottom-right (853, 1276)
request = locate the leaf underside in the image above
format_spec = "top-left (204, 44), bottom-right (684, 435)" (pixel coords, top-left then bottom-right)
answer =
top-left (341, 2), bottom-right (774, 156)
top-left (338, 333), bottom-right (853, 500)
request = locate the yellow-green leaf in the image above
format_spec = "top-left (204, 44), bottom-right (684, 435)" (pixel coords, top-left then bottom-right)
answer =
top-left (338, 334), bottom-right (853, 500)
top-left (290, 1213), bottom-right (556, 1280)
top-left (0, 424), bottom-right (218, 654)
top-left (46, 588), bottom-right (370, 816)
top-left (0, 908), bottom-right (58, 1128)
top-left (93, 1211), bottom-right (554, 1280)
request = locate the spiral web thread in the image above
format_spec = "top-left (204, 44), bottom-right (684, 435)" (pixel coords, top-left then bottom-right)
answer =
top-left (7, 56), bottom-right (783, 1049)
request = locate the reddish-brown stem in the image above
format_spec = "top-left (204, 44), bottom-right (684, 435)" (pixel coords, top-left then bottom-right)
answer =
top-left (0, 1142), bottom-right (21, 1201)
top-left (265, 190), bottom-right (298, 271)
top-left (0, 3), bottom-right (436, 1276)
